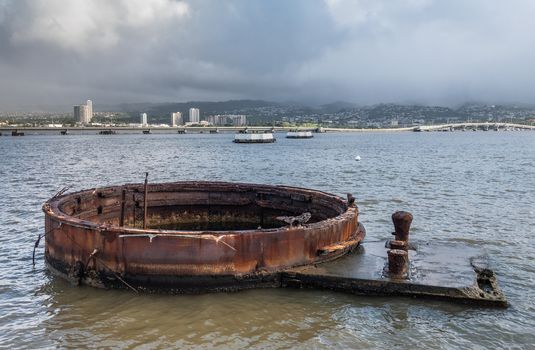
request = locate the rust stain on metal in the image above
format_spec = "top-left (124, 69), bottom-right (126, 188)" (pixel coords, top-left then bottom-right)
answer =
top-left (391, 211), bottom-right (413, 242)
top-left (119, 188), bottom-right (126, 227)
top-left (43, 181), bottom-right (364, 292)
top-left (387, 249), bottom-right (409, 277)
top-left (389, 240), bottom-right (407, 250)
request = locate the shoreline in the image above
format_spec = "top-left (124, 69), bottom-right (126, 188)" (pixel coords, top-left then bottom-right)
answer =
top-left (0, 122), bottom-right (534, 135)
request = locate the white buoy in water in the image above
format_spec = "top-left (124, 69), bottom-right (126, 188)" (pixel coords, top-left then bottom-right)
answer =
top-left (355, 155), bottom-right (361, 161)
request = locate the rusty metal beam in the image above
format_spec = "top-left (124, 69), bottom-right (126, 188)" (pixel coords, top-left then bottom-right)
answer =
top-left (143, 172), bottom-right (148, 229)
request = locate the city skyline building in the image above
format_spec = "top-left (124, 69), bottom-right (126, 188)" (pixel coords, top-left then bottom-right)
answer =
top-left (73, 100), bottom-right (92, 124)
top-left (140, 113), bottom-right (148, 126)
top-left (171, 112), bottom-right (183, 126)
top-left (73, 105), bottom-right (81, 123)
top-left (189, 108), bottom-right (200, 123)
top-left (86, 99), bottom-right (92, 121)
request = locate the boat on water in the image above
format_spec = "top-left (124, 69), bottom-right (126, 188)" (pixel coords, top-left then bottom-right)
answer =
top-left (233, 130), bottom-right (276, 143)
top-left (286, 130), bottom-right (313, 139)
top-left (99, 129), bottom-right (116, 135)
top-left (60, 130), bottom-right (69, 135)
top-left (142, 129), bottom-right (152, 134)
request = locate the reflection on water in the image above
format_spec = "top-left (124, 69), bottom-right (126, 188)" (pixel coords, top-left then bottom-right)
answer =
top-left (38, 280), bottom-right (347, 349)
top-left (1, 132), bottom-right (535, 348)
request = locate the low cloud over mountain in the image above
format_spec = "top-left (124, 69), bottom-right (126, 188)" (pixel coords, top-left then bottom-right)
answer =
top-left (1, 0), bottom-right (535, 109)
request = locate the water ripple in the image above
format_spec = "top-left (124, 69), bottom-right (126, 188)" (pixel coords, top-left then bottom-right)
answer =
top-left (0, 132), bottom-right (534, 348)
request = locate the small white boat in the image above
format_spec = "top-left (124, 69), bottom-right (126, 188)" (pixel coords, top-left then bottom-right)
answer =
top-left (233, 130), bottom-right (276, 143)
top-left (286, 130), bottom-right (313, 139)
top-left (355, 155), bottom-right (361, 161)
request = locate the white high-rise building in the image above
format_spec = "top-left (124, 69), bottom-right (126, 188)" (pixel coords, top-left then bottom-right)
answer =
top-left (140, 113), bottom-right (148, 126)
top-left (73, 99), bottom-right (93, 124)
top-left (189, 108), bottom-right (200, 123)
top-left (171, 112), bottom-right (183, 126)
top-left (74, 104), bottom-right (90, 124)
top-left (86, 99), bottom-right (93, 121)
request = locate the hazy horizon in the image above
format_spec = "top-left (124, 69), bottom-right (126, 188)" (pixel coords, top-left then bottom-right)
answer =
top-left (4, 98), bottom-right (535, 114)
top-left (1, 0), bottom-right (535, 110)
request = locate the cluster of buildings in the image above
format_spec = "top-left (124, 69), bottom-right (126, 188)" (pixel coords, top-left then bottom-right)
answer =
top-left (141, 108), bottom-right (198, 126)
top-left (206, 114), bottom-right (247, 126)
top-left (72, 100), bottom-right (249, 127)
top-left (268, 103), bottom-right (535, 128)
top-left (140, 108), bottom-right (247, 127)
top-left (73, 99), bottom-right (93, 124)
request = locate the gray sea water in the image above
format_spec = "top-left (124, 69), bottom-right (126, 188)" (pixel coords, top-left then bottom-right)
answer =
top-left (0, 132), bottom-right (534, 349)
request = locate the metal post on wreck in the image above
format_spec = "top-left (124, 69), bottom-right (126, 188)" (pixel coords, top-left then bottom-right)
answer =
top-left (388, 249), bottom-right (409, 276)
top-left (390, 211), bottom-right (413, 250)
top-left (143, 172), bottom-right (149, 229)
top-left (392, 211), bottom-right (413, 242)
top-left (388, 211), bottom-right (413, 277)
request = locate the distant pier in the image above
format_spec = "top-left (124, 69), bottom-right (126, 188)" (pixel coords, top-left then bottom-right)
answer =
top-left (0, 126), bottom-right (325, 135)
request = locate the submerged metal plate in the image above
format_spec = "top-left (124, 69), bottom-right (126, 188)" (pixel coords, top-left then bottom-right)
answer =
top-left (282, 241), bottom-right (507, 307)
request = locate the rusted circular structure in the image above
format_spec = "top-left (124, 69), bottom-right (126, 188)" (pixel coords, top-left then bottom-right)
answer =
top-left (43, 181), bottom-right (365, 292)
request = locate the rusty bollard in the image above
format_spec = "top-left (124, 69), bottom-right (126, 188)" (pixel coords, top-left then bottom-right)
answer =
top-left (390, 240), bottom-right (407, 250)
top-left (392, 211), bottom-right (413, 242)
top-left (388, 249), bottom-right (409, 277)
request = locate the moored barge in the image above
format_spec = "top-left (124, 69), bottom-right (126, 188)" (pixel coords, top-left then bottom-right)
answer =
top-left (233, 130), bottom-right (276, 143)
top-left (286, 130), bottom-right (313, 139)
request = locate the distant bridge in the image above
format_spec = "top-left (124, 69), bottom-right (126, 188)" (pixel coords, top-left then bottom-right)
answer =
top-left (413, 122), bottom-right (535, 132)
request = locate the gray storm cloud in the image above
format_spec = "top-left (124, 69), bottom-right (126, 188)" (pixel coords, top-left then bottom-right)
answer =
top-left (0, 0), bottom-right (534, 109)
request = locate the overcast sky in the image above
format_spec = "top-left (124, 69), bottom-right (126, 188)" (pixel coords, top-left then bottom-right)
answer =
top-left (1, 0), bottom-right (535, 110)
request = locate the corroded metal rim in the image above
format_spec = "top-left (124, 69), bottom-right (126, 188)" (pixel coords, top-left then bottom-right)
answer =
top-left (43, 181), bottom-right (365, 292)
